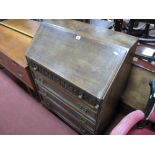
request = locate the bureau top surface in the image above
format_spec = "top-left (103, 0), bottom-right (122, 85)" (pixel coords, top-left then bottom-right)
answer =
top-left (26, 22), bottom-right (138, 99)
top-left (0, 20), bottom-right (39, 67)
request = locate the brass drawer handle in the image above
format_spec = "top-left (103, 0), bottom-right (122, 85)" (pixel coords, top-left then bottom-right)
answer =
top-left (80, 117), bottom-right (87, 124)
top-left (83, 108), bottom-right (88, 113)
top-left (78, 105), bottom-right (88, 114)
top-left (33, 66), bottom-right (38, 71)
top-left (78, 93), bottom-right (83, 99)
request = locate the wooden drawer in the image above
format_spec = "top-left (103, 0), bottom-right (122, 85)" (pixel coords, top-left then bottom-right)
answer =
top-left (39, 86), bottom-right (96, 134)
top-left (32, 70), bottom-right (98, 121)
top-left (41, 97), bottom-right (93, 134)
top-left (0, 51), bottom-right (34, 89)
top-left (28, 60), bottom-right (100, 106)
top-left (38, 86), bottom-right (96, 128)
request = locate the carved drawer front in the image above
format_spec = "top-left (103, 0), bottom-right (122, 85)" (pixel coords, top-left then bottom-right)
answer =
top-left (40, 93), bottom-right (95, 134)
top-left (28, 60), bottom-right (101, 106)
top-left (32, 70), bottom-right (98, 121)
top-left (41, 97), bottom-right (93, 135)
top-left (38, 84), bottom-right (96, 134)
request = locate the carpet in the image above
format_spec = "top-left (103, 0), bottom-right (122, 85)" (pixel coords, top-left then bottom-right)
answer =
top-left (0, 69), bottom-right (77, 135)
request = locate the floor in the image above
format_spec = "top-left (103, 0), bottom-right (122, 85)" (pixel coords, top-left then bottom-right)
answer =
top-left (0, 69), bottom-right (77, 135)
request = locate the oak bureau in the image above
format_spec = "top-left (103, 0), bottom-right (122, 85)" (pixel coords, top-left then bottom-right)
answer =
top-left (26, 20), bottom-right (138, 134)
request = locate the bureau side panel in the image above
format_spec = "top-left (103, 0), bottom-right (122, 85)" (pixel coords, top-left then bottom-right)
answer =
top-left (95, 43), bottom-right (137, 134)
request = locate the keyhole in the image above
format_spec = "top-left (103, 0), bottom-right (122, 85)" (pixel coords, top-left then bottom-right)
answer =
top-left (75, 35), bottom-right (81, 40)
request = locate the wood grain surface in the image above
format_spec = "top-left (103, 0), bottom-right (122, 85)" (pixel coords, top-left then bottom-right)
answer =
top-left (0, 19), bottom-right (40, 37)
top-left (26, 22), bottom-right (138, 99)
top-left (0, 24), bottom-right (32, 67)
top-left (0, 19), bottom-right (39, 90)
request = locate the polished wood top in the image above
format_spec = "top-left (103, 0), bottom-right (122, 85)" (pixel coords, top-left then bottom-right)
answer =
top-left (0, 19), bottom-right (40, 37)
top-left (0, 20), bottom-right (39, 67)
top-left (26, 22), bottom-right (138, 99)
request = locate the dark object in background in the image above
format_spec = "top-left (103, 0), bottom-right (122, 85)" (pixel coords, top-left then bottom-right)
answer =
top-left (26, 20), bottom-right (138, 134)
top-left (114, 19), bottom-right (123, 32)
top-left (127, 19), bottom-right (155, 43)
top-left (127, 20), bottom-right (155, 36)
top-left (0, 19), bottom-right (6, 21)
top-left (144, 80), bottom-right (155, 119)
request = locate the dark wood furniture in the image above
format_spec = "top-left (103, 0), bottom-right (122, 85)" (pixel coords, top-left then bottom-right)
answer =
top-left (0, 19), bottom-right (40, 91)
top-left (127, 19), bottom-right (155, 43)
top-left (26, 20), bottom-right (138, 134)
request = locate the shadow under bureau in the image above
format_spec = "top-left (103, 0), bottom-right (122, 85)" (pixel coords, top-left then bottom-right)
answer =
top-left (26, 20), bottom-right (138, 134)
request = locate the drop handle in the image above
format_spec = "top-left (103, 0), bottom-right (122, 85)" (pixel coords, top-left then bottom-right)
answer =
top-left (80, 118), bottom-right (87, 124)
top-left (78, 92), bottom-right (83, 99)
top-left (83, 108), bottom-right (88, 113)
top-left (33, 66), bottom-right (38, 71)
top-left (78, 105), bottom-right (88, 113)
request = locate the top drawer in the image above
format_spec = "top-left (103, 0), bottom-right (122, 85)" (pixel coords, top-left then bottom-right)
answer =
top-left (28, 59), bottom-right (101, 106)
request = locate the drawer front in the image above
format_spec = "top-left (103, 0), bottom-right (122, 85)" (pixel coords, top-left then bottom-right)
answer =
top-left (33, 70), bottom-right (98, 121)
top-left (11, 61), bottom-right (34, 90)
top-left (38, 84), bottom-right (96, 134)
top-left (40, 94), bottom-right (94, 134)
top-left (0, 51), bottom-right (34, 89)
top-left (41, 97), bottom-right (93, 135)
